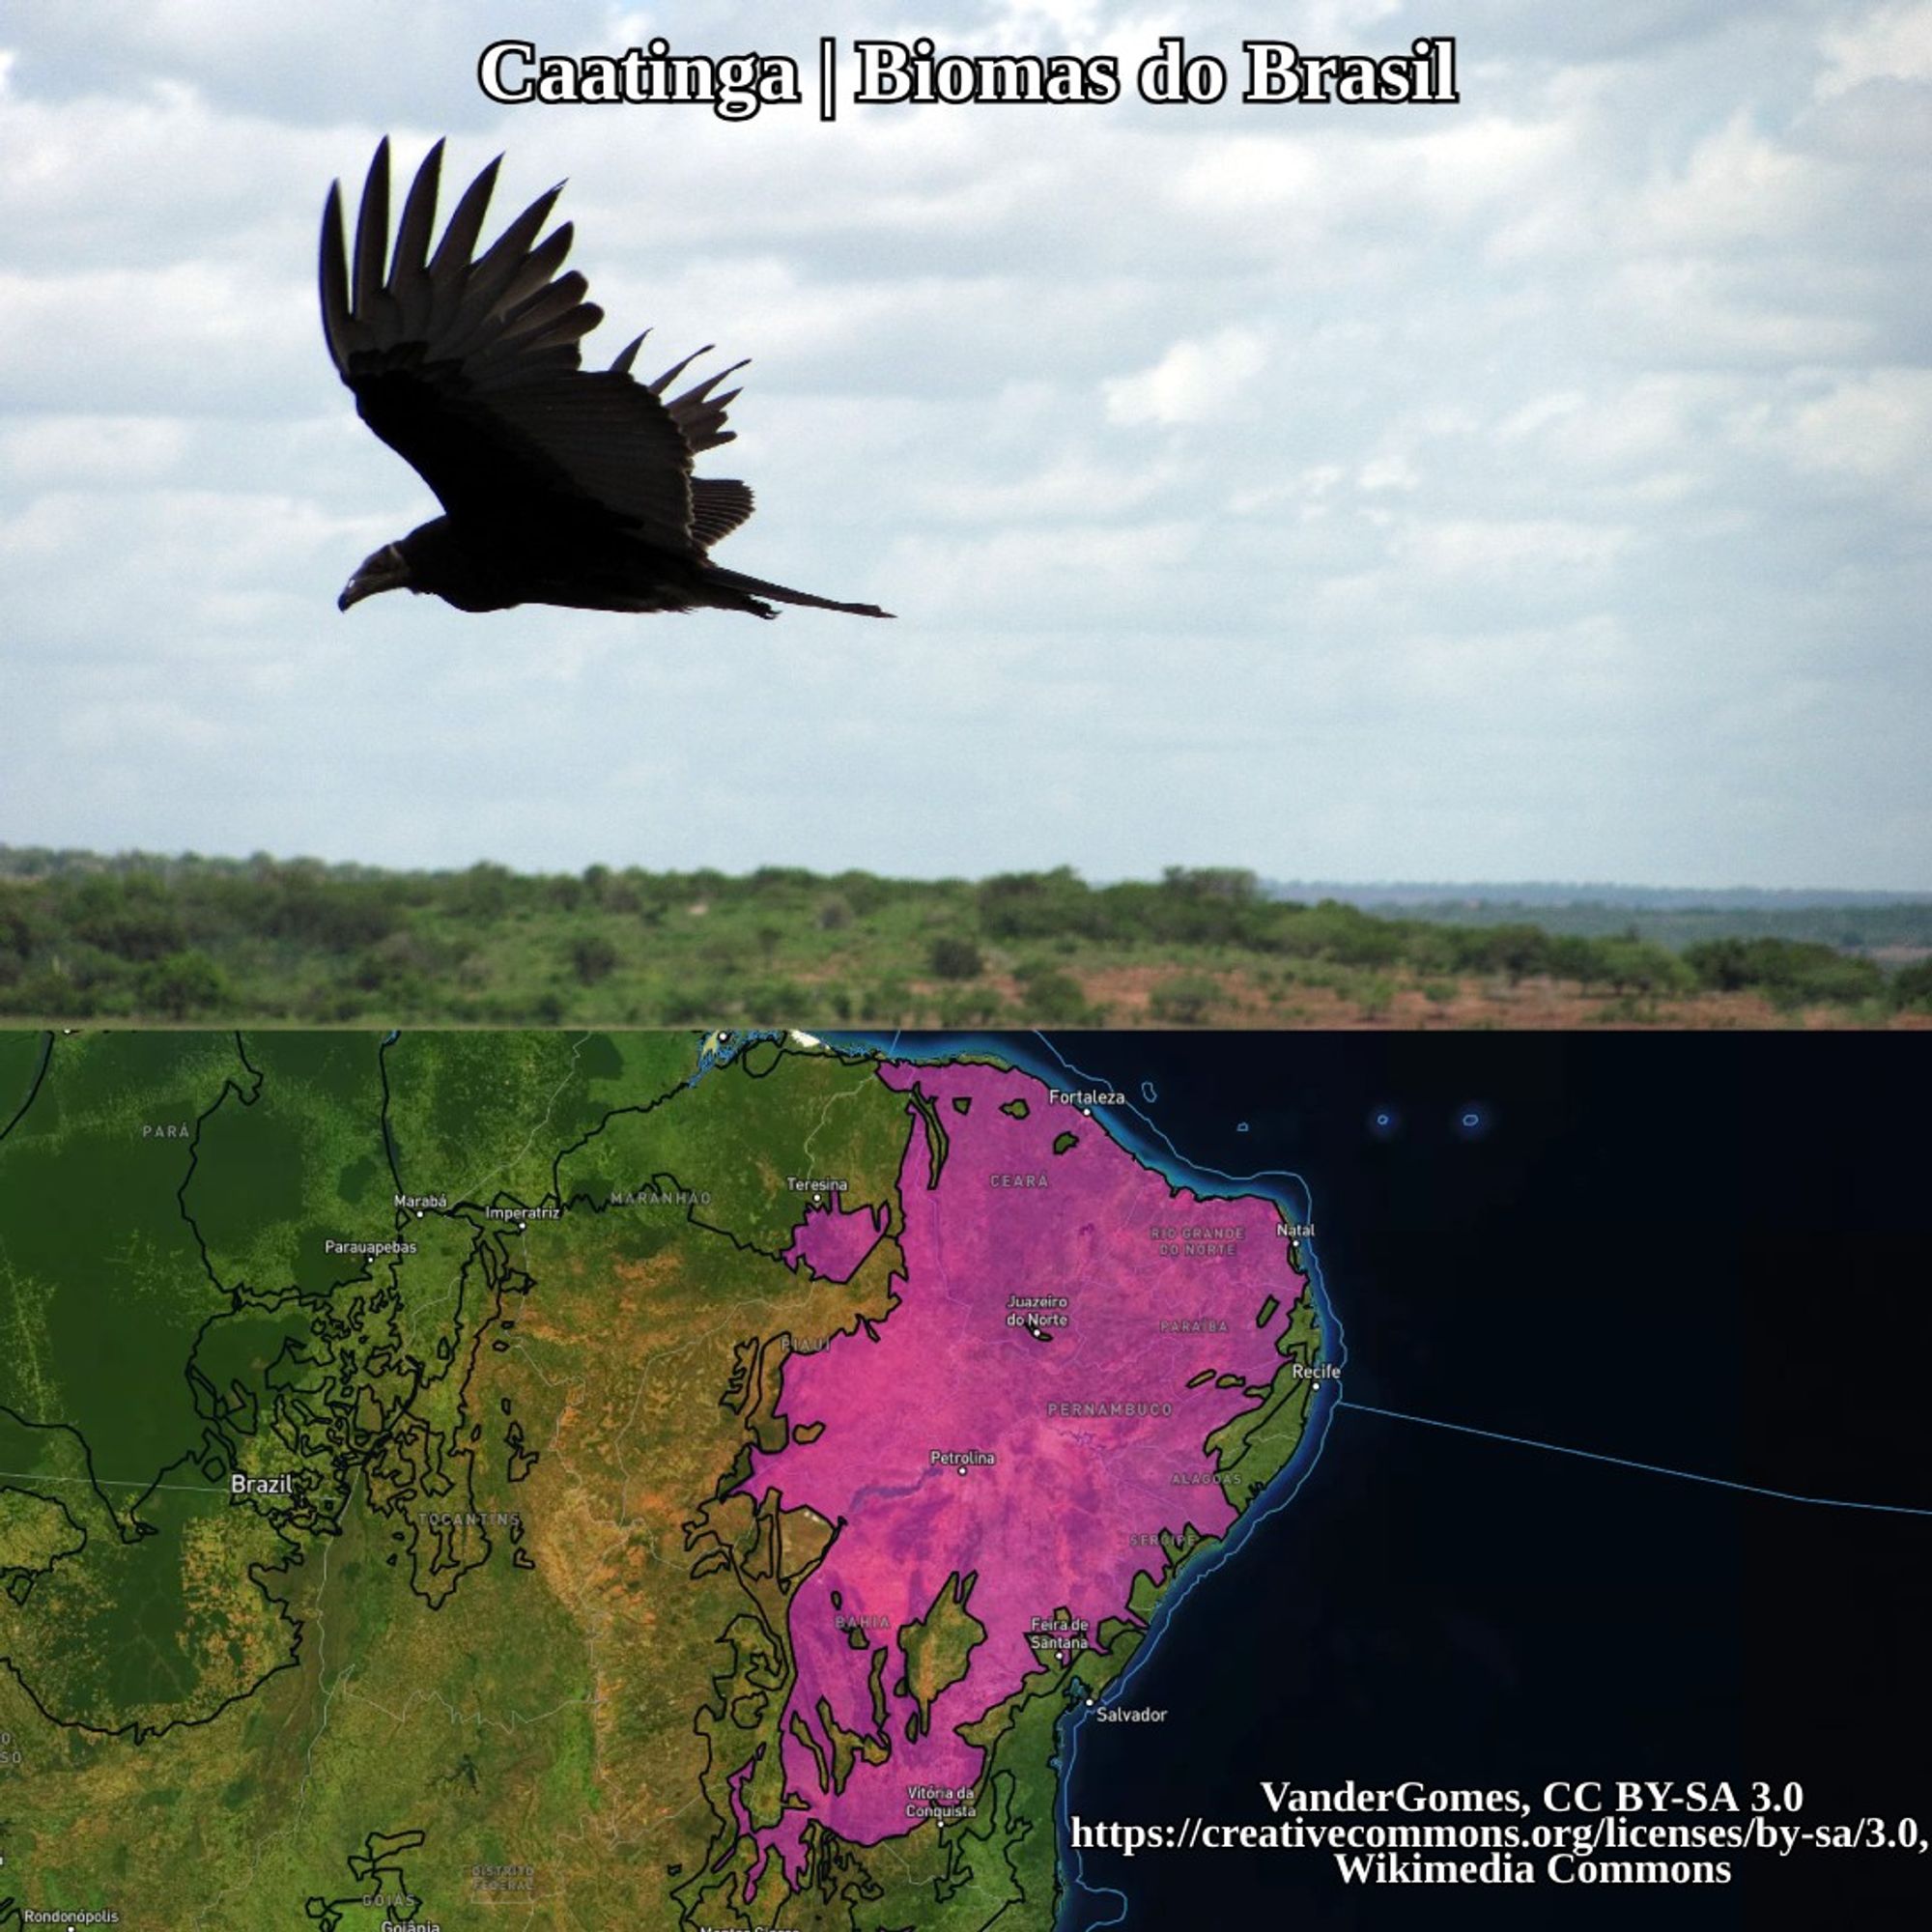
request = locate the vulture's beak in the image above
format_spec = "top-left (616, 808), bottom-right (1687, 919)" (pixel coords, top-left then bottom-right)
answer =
top-left (338, 544), bottom-right (410, 611)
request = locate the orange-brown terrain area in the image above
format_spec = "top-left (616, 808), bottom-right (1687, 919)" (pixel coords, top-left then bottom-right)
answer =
top-left (4, 855), bottom-right (1925, 1031)
top-left (1005, 964), bottom-right (1932, 1029)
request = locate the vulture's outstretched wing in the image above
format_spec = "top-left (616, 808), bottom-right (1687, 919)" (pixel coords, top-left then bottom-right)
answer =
top-left (319, 138), bottom-right (751, 554)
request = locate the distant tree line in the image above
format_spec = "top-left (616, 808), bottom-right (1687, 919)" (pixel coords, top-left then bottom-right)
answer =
top-left (0, 854), bottom-right (1923, 1022)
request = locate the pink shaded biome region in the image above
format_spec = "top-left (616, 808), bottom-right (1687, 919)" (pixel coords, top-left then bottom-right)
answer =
top-left (783, 1193), bottom-right (889, 1285)
top-left (740, 1060), bottom-right (1308, 1886)
top-left (727, 1749), bottom-right (771, 1896)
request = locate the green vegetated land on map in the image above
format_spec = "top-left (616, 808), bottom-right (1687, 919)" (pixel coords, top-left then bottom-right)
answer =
top-left (2, 849), bottom-right (1928, 1031)
top-left (0, 1030), bottom-right (1325, 1931)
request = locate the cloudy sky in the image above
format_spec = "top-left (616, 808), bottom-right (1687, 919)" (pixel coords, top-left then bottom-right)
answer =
top-left (1, 1), bottom-right (1927, 887)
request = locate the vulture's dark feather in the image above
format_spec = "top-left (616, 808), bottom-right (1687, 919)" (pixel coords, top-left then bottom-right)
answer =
top-left (320, 138), bottom-right (892, 619)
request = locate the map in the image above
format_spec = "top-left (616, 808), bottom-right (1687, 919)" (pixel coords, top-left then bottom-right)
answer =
top-left (0, 1030), bottom-right (1332, 1929)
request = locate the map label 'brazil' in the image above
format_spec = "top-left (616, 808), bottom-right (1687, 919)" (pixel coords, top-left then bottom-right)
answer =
top-left (0, 1030), bottom-right (1330, 1930)
top-left (228, 1473), bottom-right (295, 1496)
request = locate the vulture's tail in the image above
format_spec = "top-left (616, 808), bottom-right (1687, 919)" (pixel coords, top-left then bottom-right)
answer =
top-left (703, 563), bottom-right (895, 620)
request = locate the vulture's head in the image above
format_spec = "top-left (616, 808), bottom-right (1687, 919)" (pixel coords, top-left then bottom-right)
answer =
top-left (337, 541), bottom-right (414, 611)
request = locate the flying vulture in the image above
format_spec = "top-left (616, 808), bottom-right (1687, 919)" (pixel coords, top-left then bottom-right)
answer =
top-left (320, 139), bottom-right (892, 619)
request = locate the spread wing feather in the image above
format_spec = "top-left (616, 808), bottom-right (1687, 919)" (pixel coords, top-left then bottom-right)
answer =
top-left (320, 138), bottom-right (753, 554)
top-left (692, 479), bottom-right (755, 548)
top-left (387, 149), bottom-right (440, 338)
top-left (664, 361), bottom-right (748, 455)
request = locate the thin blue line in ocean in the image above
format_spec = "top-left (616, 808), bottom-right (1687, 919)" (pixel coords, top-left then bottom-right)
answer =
top-left (1338, 1400), bottom-right (1932, 1519)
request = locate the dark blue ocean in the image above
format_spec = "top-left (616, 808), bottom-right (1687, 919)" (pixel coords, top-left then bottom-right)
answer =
top-left (850, 1032), bottom-right (1932, 1931)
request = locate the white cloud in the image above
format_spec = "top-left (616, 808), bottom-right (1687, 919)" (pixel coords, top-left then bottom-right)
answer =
top-left (55, 695), bottom-right (229, 755)
top-left (1392, 516), bottom-right (1633, 582)
top-left (1357, 452), bottom-right (1419, 493)
top-left (1733, 367), bottom-right (1932, 506)
top-left (1495, 391), bottom-right (1588, 442)
top-left (1102, 326), bottom-right (1268, 426)
top-left (0, 0), bottom-right (1926, 887)
top-left (1602, 257), bottom-right (1872, 365)
top-left (0, 415), bottom-right (189, 485)
top-left (1388, 613), bottom-right (1637, 713)
top-left (917, 448), bottom-right (1179, 521)
top-left (886, 520), bottom-right (1204, 627)
top-left (1626, 111), bottom-right (1826, 249)
top-left (1817, 1), bottom-right (1932, 95)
